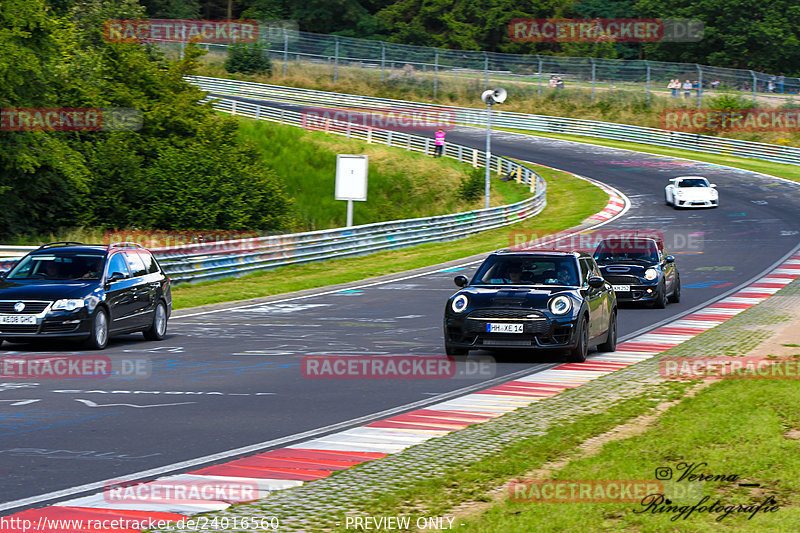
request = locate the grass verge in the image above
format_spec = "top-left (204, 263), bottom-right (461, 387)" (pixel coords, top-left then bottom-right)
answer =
top-left (497, 127), bottom-right (800, 183)
top-left (171, 165), bottom-right (607, 309)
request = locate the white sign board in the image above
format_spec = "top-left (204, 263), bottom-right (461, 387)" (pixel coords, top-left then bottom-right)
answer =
top-left (335, 154), bottom-right (368, 201)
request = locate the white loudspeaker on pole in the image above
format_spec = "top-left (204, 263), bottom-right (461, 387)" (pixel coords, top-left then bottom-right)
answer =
top-left (481, 87), bottom-right (507, 209)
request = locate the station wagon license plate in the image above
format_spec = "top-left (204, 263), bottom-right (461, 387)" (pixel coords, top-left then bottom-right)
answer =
top-left (0, 315), bottom-right (37, 325)
top-left (612, 285), bottom-right (631, 292)
top-left (487, 323), bottom-right (523, 334)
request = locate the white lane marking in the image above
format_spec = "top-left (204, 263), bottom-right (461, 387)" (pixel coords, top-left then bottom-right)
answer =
top-left (74, 399), bottom-right (196, 408)
top-left (0, 399), bottom-right (40, 406)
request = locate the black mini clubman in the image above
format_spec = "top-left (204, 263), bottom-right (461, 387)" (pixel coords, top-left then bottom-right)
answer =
top-left (444, 250), bottom-right (617, 362)
top-left (0, 242), bottom-right (172, 350)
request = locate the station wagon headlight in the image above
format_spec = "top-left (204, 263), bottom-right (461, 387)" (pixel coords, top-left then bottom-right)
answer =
top-left (644, 268), bottom-right (658, 281)
top-left (549, 295), bottom-right (572, 315)
top-left (52, 299), bottom-right (86, 311)
top-left (451, 294), bottom-right (469, 313)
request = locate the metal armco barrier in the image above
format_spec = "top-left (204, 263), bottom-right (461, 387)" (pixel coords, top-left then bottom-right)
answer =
top-left (0, 99), bottom-right (547, 284)
top-left (187, 76), bottom-right (800, 166)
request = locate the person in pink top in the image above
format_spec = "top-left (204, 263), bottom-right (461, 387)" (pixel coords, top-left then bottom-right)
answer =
top-left (434, 128), bottom-right (446, 157)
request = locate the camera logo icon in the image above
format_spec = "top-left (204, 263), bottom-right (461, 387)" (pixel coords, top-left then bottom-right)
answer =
top-left (655, 467), bottom-right (673, 480)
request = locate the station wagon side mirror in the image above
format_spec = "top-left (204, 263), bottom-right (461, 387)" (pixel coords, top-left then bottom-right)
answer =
top-left (587, 276), bottom-right (604, 289)
top-left (454, 275), bottom-right (469, 287)
top-left (665, 255), bottom-right (675, 263)
top-left (107, 271), bottom-right (126, 283)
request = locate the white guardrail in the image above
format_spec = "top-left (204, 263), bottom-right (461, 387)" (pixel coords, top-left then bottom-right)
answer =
top-left (186, 75), bottom-right (800, 166)
top-left (0, 97), bottom-right (547, 284)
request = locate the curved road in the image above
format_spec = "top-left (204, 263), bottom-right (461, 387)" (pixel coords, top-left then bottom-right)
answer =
top-left (1, 102), bottom-right (799, 512)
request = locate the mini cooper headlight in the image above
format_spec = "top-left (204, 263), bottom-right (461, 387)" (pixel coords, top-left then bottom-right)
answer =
top-left (51, 299), bottom-right (86, 311)
top-left (644, 268), bottom-right (658, 281)
top-left (451, 294), bottom-right (469, 313)
top-left (549, 295), bottom-right (572, 315)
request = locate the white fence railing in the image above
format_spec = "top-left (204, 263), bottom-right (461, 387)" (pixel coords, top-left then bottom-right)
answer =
top-left (187, 75), bottom-right (800, 166)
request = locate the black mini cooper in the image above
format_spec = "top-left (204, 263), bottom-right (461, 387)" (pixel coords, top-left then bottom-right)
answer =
top-left (593, 237), bottom-right (680, 308)
top-left (0, 242), bottom-right (172, 350)
top-left (444, 250), bottom-right (617, 362)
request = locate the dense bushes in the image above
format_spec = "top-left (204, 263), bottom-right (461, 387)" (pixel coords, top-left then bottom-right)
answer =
top-left (224, 43), bottom-right (272, 75)
top-left (0, 0), bottom-right (291, 239)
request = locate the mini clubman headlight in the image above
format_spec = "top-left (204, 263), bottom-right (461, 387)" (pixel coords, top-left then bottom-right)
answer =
top-left (644, 268), bottom-right (658, 281)
top-left (549, 295), bottom-right (572, 315)
top-left (451, 294), bottom-right (468, 313)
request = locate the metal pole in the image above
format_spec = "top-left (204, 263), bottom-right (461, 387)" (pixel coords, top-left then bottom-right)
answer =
top-left (346, 200), bottom-right (353, 227)
top-left (484, 52), bottom-right (489, 90)
top-left (381, 43), bottom-right (385, 86)
top-left (538, 56), bottom-right (542, 96)
top-left (334, 37), bottom-right (339, 84)
top-left (283, 30), bottom-right (288, 76)
top-left (434, 49), bottom-right (439, 99)
top-left (696, 64), bottom-right (703, 108)
top-left (590, 58), bottom-right (596, 102)
top-left (749, 70), bottom-right (757, 106)
top-left (645, 60), bottom-right (650, 104)
top-left (485, 102), bottom-right (492, 209)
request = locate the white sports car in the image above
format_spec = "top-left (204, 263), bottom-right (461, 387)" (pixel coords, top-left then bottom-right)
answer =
top-left (665, 176), bottom-right (719, 208)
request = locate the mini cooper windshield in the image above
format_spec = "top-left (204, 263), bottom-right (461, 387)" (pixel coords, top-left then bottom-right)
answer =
top-left (594, 239), bottom-right (659, 264)
top-left (7, 252), bottom-right (106, 281)
top-left (472, 255), bottom-right (580, 286)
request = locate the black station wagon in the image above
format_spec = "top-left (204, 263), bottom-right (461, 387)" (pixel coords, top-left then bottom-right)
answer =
top-left (0, 242), bottom-right (171, 350)
top-left (444, 250), bottom-right (617, 362)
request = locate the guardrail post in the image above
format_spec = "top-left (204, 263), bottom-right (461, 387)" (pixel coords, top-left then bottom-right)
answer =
top-left (231, 100), bottom-right (237, 116)
top-left (697, 64), bottom-right (703, 108)
top-left (530, 175), bottom-right (535, 193)
top-left (537, 56), bottom-right (543, 96)
top-left (387, 131), bottom-right (392, 146)
top-left (424, 137), bottom-right (429, 154)
top-left (367, 127), bottom-right (373, 144)
top-left (346, 120), bottom-right (351, 137)
top-left (283, 30), bottom-right (288, 76)
top-left (381, 43), bottom-right (386, 86)
top-left (497, 157), bottom-right (502, 175)
top-left (324, 117), bottom-right (330, 133)
top-left (457, 146), bottom-right (463, 162)
top-left (472, 149), bottom-right (478, 168)
top-left (434, 49), bottom-right (439, 99)
top-left (483, 52), bottom-right (489, 90)
top-left (280, 109), bottom-right (284, 124)
top-left (255, 105), bottom-right (261, 120)
top-left (749, 70), bottom-right (757, 106)
top-left (406, 134), bottom-right (411, 151)
top-left (516, 166), bottom-right (521, 183)
top-left (645, 60), bottom-right (650, 104)
top-left (334, 37), bottom-right (340, 84)
top-left (590, 58), bottom-right (596, 102)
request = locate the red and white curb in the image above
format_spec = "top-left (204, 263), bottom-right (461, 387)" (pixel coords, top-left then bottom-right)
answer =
top-left (585, 181), bottom-right (626, 223)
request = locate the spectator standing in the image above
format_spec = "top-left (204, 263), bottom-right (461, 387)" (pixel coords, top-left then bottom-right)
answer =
top-left (668, 79), bottom-right (680, 97)
top-left (682, 79), bottom-right (692, 98)
top-left (433, 128), bottom-right (445, 157)
top-left (778, 75), bottom-right (785, 94)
